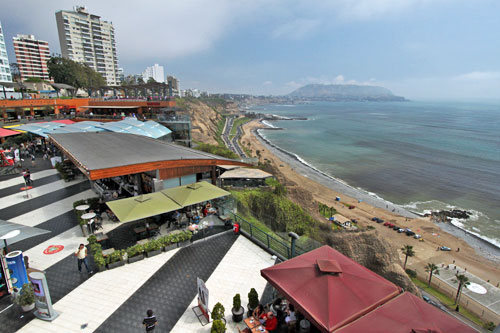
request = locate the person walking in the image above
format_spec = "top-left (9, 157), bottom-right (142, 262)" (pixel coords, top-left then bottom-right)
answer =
top-left (142, 309), bottom-right (158, 332)
top-left (74, 244), bottom-right (92, 274)
top-left (25, 169), bottom-right (33, 185)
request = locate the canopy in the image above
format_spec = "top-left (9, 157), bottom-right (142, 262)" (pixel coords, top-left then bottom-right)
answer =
top-left (335, 292), bottom-right (476, 333)
top-left (0, 128), bottom-right (21, 138)
top-left (161, 181), bottom-right (230, 207)
top-left (106, 192), bottom-right (182, 223)
top-left (219, 167), bottom-right (273, 179)
top-left (261, 245), bottom-right (401, 332)
top-left (0, 219), bottom-right (50, 249)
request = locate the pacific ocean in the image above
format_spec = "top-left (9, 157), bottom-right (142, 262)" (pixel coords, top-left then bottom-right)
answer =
top-left (250, 101), bottom-right (500, 247)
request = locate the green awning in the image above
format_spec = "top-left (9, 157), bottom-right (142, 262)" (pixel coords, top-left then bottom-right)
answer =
top-left (161, 181), bottom-right (230, 207)
top-left (106, 192), bottom-right (182, 223)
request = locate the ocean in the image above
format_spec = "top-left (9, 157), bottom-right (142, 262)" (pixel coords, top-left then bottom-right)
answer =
top-left (249, 101), bottom-right (500, 247)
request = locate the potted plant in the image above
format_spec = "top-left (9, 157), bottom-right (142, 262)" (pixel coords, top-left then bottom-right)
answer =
top-left (94, 252), bottom-right (106, 272)
top-left (212, 302), bottom-right (225, 322)
top-left (178, 231), bottom-right (192, 247)
top-left (161, 235), bottom-right (177, 252)
top-left (144, 239), bottom-right (162, 257)
top-left (211, 319), bottom-right (226, 333)
top-left (127, 244), bottom-right (145, 263)
top-left (247, 288), bottom-right (259, 317)
top-left (106, 250), bottom-right (125, 269)
top-left (231, 293), bottom-right (244, 322)
top-left (14, 283), bottom-right (35, 312)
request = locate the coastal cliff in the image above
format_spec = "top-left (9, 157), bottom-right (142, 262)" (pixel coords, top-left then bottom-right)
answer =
top-left (176, 97), bottom-right (240, 145)
top-left (288, 83), bottom-right (406, 101)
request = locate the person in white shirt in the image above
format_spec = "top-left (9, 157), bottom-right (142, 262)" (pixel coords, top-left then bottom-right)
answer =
top-left (74, 244), bottom-right (92, 274)
top-left (285, 304), bottom-right (296, 324)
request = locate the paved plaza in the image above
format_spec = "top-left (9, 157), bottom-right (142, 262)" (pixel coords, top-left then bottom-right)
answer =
top-left (436, 264), bottom-right (500, 315)
top-left (0, 163), bottom-right (277, 333)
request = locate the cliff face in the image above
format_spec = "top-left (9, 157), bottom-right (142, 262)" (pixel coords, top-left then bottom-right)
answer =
top-left (324, 229), bottom-right (419, 294)
top-left (179, 99), bottom-right (240, 145)
top-left (181, 100), bottom-right (222, 145)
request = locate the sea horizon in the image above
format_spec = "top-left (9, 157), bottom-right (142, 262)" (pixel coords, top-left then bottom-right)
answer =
top-left (247, 100), bottom-right (500, 248)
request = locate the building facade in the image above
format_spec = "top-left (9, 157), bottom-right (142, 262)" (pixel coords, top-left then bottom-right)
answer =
top-left (167, 75), bottom-right (180, 96)
top-left (142, 64), bottom-right (164, 83)
top-left (55, 6), bottom-right (120, 86)
top-left (13, 34), bottom-right (50, 81)
top-left (0, 20), bottom-right (12, 83)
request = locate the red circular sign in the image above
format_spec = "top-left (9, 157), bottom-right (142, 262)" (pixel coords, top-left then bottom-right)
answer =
top-left (43, 245), bottom-right (64, 255)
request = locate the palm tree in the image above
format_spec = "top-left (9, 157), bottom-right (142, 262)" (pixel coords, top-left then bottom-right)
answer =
top-left (425, 263), bottom-right (440, 286)
top-left (401, 245), bottom-right (415, 270)
top-left (453, 273), bottom-right (470, 305)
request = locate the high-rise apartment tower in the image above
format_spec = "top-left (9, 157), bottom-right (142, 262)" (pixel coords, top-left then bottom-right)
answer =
top-left (55, 6), bottom-right (120, 85)
top-left (13, 34), bottom-right (51, 81)
top-left (0, 20), bottom-right (12, 83)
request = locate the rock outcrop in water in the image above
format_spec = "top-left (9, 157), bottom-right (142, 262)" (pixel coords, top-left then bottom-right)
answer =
top-left (426, 210), bottom-right (471, 222)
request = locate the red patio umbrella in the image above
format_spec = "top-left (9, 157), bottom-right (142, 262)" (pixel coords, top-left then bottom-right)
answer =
top-left (335, 292), bottom-right (476, 332)
top-left (261, 245), bottom-right (401, 332)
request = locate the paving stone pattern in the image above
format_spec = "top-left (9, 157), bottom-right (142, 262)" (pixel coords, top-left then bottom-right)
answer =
top-left (0, 173), bottom-right (61, 198)
top-left (0, 296), bottom-right (36, 333)
top-left (95, 232), bottom-right (238, 333)
top-left (9, 211), bottom-right (78, 253)
top-left (0, 181), bottom-right (90, 220)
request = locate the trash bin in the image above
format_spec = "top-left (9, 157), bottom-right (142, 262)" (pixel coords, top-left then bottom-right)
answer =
top-left (299, 319), bottom-right (311, 333)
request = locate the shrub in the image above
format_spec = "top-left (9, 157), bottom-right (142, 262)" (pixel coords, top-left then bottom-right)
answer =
top-left (87, 235), bottom-right (97, 244)
top-left (248, 288), bottom-right (259, 309)
top-left (144, 239), bottom-right (161, 252)
top-left (233, 294), bottom-right (241, 310)
top-left (94, 252), bottom-right (106, 267)
top-left (211, 302), bottom-right (225, 321)
top-left (405, 268), bottom-right (417, 279)
top-left (127, 244), bottom-right (144, 258)
top-left (14, 283), bottom-right (35, 306)
top-left (484, 322), bottom-right (496, 331)
top-left (106, 250), bottom-right (124, 264)
top-left (211, 319), bottom-right (226, 333)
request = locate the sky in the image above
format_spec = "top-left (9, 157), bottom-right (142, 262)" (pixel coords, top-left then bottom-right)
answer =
top-left (1, 0), bottom-right (500, 99)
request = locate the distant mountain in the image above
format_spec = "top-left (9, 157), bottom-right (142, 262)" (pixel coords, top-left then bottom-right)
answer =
top-left (288, 84), bottom-right (406, 101)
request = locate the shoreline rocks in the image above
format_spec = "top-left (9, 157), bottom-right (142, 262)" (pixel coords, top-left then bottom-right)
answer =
top-left (425, 209), bottom-right (471, 222)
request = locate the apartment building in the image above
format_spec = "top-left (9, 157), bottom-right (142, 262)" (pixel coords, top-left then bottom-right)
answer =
top-left (0, 20), bottom-right (12, 83)
top-left (142, 64), bottom-right (165, 83)
top-left (13, 34), bottom-right (50, 81)
top-left (55, 6), bottom-right (120, 86)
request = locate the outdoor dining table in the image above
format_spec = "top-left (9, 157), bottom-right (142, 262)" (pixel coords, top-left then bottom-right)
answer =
top-left (251, 326), bottom-right (268, 333)
top-left (81, 212), bottom-right (96, 220)
top-left (147, 223), bottom-right (159, 231)
top-left (75, 204), bottom-right (90, 211)
top-left (244, 317), bottom-right (261, 329)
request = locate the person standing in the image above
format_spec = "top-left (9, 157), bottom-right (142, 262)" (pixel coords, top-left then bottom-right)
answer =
top-left (25, 169), bottom-right (33, 185)
top-left (74, 244), bottom-right (92, 274)
top-left (143, 309), bottom-right (158, 332)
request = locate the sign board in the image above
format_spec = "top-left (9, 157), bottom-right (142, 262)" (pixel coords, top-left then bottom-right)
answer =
top-left (197, 277), bottom-right (209, 321)
top-left (29, 272), bottom-right (58, 321)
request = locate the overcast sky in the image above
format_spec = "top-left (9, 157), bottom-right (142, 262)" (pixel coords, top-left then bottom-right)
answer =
top-left (1, 0), bottom-right (500, 99)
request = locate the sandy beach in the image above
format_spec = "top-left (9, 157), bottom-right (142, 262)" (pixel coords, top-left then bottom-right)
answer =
top-left (241, 119), bottom-right (500, 286)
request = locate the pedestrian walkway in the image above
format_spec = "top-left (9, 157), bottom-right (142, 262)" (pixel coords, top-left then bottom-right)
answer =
top-left (0, 169), bottom-right (57, 189)
top-left (172, 235), bottom-right (276, 332)
top-left (95, 232), bottom-right (238, 332)
top-left (0, 178), bottom-right (87, 210)
top-left (0, 172), bottom-right (60, 198)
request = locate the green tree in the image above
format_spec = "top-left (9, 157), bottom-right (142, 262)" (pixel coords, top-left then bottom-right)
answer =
top-left (425, 263), bottom-right (440, 286)
top-left (47, 56), bottom-right (105, 91)
top-left (453, 273), bottom-right (470, 305)
top-left (147, 77), bottom-right (157, 84)
top-left (137, 76), bottom-right (145, 85)
top-left (24, 77), bottom-right (44, 83)
top-left (401, 245), bottom-right (415, 270)
top-left (121, 74), bottom-right (137, 86)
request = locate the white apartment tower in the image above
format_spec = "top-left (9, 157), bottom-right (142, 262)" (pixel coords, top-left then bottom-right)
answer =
top-left (55, 6), bottom-right (120, 85)
top-left (0, 20), bottom-right (12, 83)
top-left (142, 64), bottom-right (164, 83)
top-left (13, 34), bottom-right (51, 81)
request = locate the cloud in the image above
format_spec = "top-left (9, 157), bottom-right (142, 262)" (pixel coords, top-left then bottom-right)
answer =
top-left (271, 18), bottom-right (320, 40)
top-left (453, 71), bottom-right (500, 81)
top-left (334, 0), bottom-right (438, 20)
top-left (262, 81), bottom-right (273, 86)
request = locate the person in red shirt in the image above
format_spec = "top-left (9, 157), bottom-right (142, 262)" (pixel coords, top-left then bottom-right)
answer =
top-left (264, 312), bottom-right (278, 332)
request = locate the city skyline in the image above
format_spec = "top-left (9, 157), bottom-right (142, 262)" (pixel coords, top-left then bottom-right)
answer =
top-left (1, 1), bottom-right (500, 99)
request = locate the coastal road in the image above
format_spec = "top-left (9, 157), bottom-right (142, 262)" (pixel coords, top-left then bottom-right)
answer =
top-left (420, 289), bottom-right (487, 332)
top-left (221, 116), bottom-right (246, 159)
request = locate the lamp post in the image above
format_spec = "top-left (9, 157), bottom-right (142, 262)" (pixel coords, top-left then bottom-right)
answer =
top-left (288, 232), bottom-right (299, 259)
